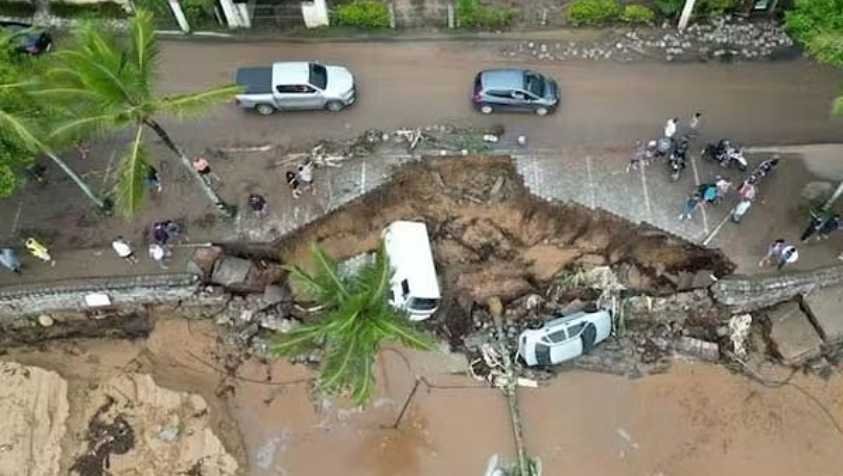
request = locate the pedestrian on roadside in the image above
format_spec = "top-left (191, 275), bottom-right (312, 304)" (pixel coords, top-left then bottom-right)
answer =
top-left (664, 117), bottom-right (678, 139)
top-left (698, 183), bottom-right (719, 205)
top-left (286, 171), bottom-right (302, 199)
top-left (192, 156), bottom-right (220, 185)
top-left (145, 165), bottom-right (162, 193)
top-left (715, 176), bottom-right (733, 202)
top-left (800, 209), bottom-right (828, 242)
top-left (248, 193), bottom-right (268, 216)
top-left (777, 244), bottom-right (799, 270)
top-left (689, 112), bottom-right (702, 132)
top-left (0, 247), bottom-right (21, 274)
top-left (148, 243), bottom-right (170, 269)
top-left (759, 239), bottom-right (786, 267)
top-left (678, 192), bottom-right (703, 221)
top-left (152, 223), bottom-right (170, 245)
top-left (816, 213), bottom-right (840, 240)
top-left (627, 140), bottom-right (647, 173)
top-left (112, 236), bottom-right (138, 264)
top-left (25, 238), bottom-right (53, 265)
top-left (297, 159), bottom-right (315, 193)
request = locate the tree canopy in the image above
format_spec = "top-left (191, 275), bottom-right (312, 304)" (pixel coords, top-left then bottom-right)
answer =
top-left (273, 243), bottom-right (435, 405)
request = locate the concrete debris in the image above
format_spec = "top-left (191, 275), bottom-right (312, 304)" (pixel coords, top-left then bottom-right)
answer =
top-left (210, 256), bottom-right (253, 287)
top-left (728, 313), bottom-right (752, 358)
top-left (802, 285), bottom-right (843, 345)
top-left (766, 301), bottom-right (823, 366)
top-left (501, 17), bottom-right (793, 63)
top-left (262, 284), bottom-right (291, 305)
top-left (675, 336), bottom-right (720, 362)
top-left (37, 314), bottom-right (55, 327)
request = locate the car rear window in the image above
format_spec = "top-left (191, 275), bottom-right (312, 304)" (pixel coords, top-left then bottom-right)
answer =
top-left (309, 63), bottom-right (327, 90)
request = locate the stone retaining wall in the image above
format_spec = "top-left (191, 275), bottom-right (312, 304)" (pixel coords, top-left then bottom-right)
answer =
top-left (0, 273), bottom-right (213, 318)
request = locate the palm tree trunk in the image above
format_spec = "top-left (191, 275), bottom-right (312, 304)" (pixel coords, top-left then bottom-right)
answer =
top-left (45, 150), bottom-right (109, 211)
top-left (143, 119), bottom-right (234, 217)
top-left (711, 264), bottom-right (843, 311)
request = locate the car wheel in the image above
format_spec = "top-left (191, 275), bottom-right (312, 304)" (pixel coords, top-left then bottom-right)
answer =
top-left (326, 101), bottom-right (345, 112)
top-left (255, 104), bottom-right (275, 116)
top-left (581, 323), bottom-right (597, 354)
top-left (535, 107), bottom-right (549, 116)
top-left (480, 105), bottom-right (493, 114)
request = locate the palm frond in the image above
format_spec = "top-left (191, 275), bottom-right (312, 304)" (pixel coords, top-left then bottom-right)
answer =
top-left (48, 112), bottom-right (125, 142)
top-left (52, 49), bottom-right (135, 105)
top-left (114, 127), bottom-right (148, 218)
top-left (127, 9), bottom-right (159, 92)
top-left (0, 109), bottom-right (48, 154)
top-left (271, 322), bottom-right (326, 357)
top-left (0, 80), bottom-right (35, 90)
top-left (154, 84), bottom-right (244, 119)
top-left (284, 263), bottom-right (338, 305)
top-left (375, 315), bottom-right (436, 351)
top-left (354, 242), bottom-right (393, 305)
top-left (310, 243), bottom-right (351, 300)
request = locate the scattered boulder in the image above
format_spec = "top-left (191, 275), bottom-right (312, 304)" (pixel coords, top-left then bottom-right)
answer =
top-left (188, 246), bottom-right (224, 280)
top-left (263, 284), bottom-right (291, 306)
top-left (802, 285), bottom-right (843, 345)
top-left (766, 301), bottom-right (823, 366)
top-left (674, 337), bottom-right (720, 362)
top-left (37, 314), bottom-right (55, 327)
top-left (211, 256), bottom-right (253, 288)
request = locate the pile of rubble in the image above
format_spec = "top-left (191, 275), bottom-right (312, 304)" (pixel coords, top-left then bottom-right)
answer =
top-left (502, 17), bottom-right (794, 63)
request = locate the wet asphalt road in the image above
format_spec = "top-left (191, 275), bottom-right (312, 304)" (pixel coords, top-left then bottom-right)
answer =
top-left (156, 39), bottom-right (843, 150)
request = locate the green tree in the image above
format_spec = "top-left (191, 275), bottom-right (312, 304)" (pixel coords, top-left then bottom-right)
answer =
top-left (273, 243), bottom-right (435, 405)
top-left (785, 0), bottom-right (843, 115)
top-left (34, 9), bottom-right (242, 217)
top-left (0, 33), bottom-right (106, 207)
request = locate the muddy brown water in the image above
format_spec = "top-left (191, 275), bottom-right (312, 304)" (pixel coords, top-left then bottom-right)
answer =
top-left (5, 318), bottom-right (843, 476)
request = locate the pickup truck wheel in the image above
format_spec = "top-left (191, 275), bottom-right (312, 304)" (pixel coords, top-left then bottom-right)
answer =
top-left (326, 101), bottom-right (345, 112)
top-left (255, 104), bottom-right (276, 116)
top-left (581, 323), bottom-right (597, 354)
top-left (535, 107), bottom-right (549, 116)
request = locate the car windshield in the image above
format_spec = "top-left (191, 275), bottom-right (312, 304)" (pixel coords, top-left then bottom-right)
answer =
top-left (524, 72), bottom-right (545, 97)
top-left (409, 297), bottom-right (439, 311)
top-left (309, 63), bottom-right (328, 90)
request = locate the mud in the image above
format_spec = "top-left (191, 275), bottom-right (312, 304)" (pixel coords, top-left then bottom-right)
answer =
top-left (0, 312), bottom-right (153, 348)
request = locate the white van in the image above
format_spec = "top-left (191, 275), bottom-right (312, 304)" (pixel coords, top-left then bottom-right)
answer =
top-left (382, 221), bottom-right (441, 321)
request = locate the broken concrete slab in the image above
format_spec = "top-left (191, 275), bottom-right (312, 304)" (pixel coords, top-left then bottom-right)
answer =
top-left (188, 246), bottom-right (224, 280)
top-left (767, 301), bottom-right (823, 366)
top-left (802, 285), bottom-right (843, 345)
top-left (211, 257), bottom-right (253, 287)
top-left (675, 337), bottom-right (720, 362)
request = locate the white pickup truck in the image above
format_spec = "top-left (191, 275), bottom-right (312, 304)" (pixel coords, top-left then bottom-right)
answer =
top-left (234, 61), bottom-right (356, 115)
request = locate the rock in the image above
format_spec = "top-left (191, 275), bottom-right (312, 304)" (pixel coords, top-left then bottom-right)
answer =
top-left (675, 337), bottom-right (720, 362)
top-left (767, 301), bottom-right (822, 366)
top-left (158, 426), bottom-right (180, 442)
top-left (210, 256), bottom-right (253, 287)
top-left (259, 315), bottom-right (299, 333)
top-left (188, 246), bottom-right (224, 280)
top-left (37, 314), bottom-right (54, 327)
top-left (487, 296), bottom-right (504, 319)
top-left (239, 310), bottom-right (254, 322)
top-left (489, 176), bottom-right (505, 198)
top-left (577, 254), bottom-right (606, 267)
top-left (263, 284), bottom-right (290, 305)
top-left (238, 323), bottom-right (260, 344)
top-left (802, 285), bottom-right (843, 345)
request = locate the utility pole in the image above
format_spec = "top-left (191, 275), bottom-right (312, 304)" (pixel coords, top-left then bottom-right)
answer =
top-left (678, 0), bottom-right (697, 31)
top-left (823, 181), bottom-right (843, 211)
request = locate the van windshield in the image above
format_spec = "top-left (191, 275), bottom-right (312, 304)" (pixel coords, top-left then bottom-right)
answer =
top-left (409, 297), bottom-right (439, 311)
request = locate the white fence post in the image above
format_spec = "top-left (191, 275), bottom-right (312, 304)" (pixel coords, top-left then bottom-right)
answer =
top-left (167, 0), bottom-right (190, 32)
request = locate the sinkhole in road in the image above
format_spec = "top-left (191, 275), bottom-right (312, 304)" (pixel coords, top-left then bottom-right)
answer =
top-left (277, 155), bottom-right (735, 347)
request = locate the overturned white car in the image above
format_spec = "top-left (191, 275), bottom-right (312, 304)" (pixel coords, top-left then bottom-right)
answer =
top-left (517, 308), bottom-right (613, 367)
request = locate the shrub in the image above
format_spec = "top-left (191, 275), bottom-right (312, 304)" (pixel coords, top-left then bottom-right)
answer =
top-left (0, 1), bottom-right (35, 18)
top-left (700, 0), bottom-right (738, 15)
top-left (653, 0), bottom-right (683, 17)
top-left (785, 0), bottom-right (843, 68)
top-left (180, 0), bottom-right (218, 28)
top-left (566, 0), bottom-right (622, 25)
top-left (50, 1), bottom-right (129, 19)
top-left (457, 0), bottom-right (514, 29)
top-left (621, 4), bottom-right (655, 24)
top-left (334, 0), bottom-right (390, 29)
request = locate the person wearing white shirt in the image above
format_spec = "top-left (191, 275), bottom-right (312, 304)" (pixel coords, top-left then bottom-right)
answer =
top-left (112, 237), bottom-right (138, 264)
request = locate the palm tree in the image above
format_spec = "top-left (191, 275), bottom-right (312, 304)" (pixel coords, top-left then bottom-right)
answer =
top-left (33, 10), bottom-right (242, 217)
top-left (273, 243), bottom-right (435, 405)
top-left (0, 106), bottom-right (108, 210)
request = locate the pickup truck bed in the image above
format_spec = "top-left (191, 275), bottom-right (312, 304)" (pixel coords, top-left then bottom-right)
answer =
top-left (235, 67), bottom-right (272, 95)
